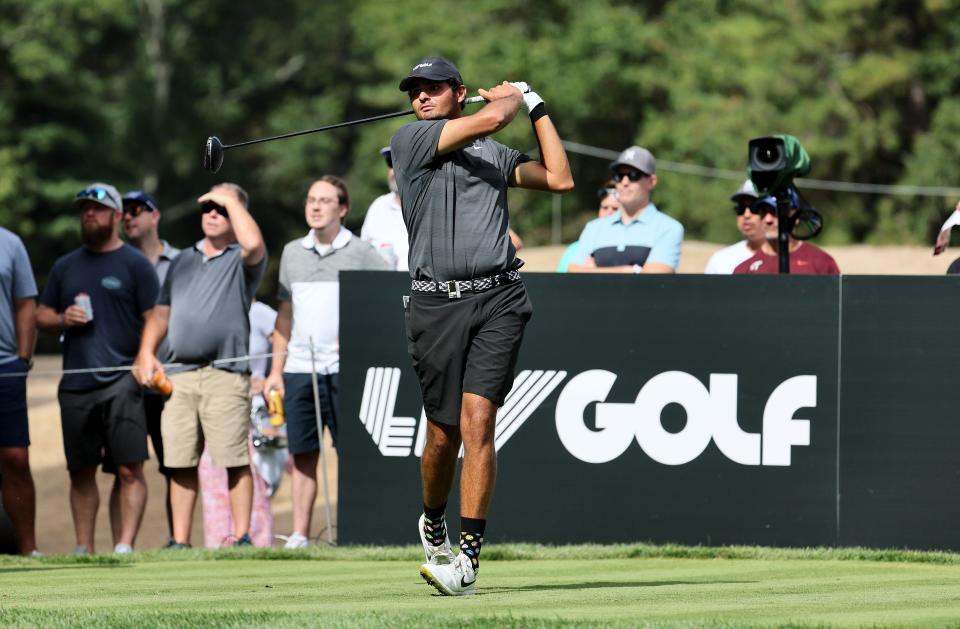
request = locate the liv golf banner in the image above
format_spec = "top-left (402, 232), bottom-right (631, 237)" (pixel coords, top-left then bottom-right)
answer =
top-left (338, 272), bottom-right (840, 546)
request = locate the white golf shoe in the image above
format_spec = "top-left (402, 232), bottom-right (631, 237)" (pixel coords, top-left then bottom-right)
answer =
top-left (420, 552), bottom-right (477, 596)
top-left (418, 514), bottom-right (455, 565)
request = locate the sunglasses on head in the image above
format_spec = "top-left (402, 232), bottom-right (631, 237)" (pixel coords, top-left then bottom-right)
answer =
top-left (597, 187), bottom-right (618, 200)
top-left (200, 200), bottom-right (229, 218)
top-left (77, 187), bottom-right (111, 202)
top-left (611, 169), bottom-right (647, 183)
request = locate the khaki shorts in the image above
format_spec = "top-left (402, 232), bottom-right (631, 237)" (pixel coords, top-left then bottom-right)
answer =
top-left (161, 367), bottom-right (250, 468)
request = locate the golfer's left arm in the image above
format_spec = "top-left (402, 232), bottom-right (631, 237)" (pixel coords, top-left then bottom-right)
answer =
top-left (509, 84), bottom-right (574, 193)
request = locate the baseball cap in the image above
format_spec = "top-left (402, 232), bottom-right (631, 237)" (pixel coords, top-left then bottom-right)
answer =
top-left (74, 182), bottom-right (122, 212)
top-left (398, 56), bottom-right (463, 92)
top-left (730, 179), bottom-right (758, 201)
top-left (122, 190), bottom-right (159, 212)
top-left (610, 146), bottom-right (656, 175)
top-left (755, 190), bottom-right (800, 211)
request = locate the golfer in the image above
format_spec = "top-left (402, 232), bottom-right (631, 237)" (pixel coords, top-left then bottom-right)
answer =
top-left (390, 56), bottom-right (573, 596)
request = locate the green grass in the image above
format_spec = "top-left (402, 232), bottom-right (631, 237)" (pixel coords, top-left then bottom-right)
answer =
top-left (2, 544), bottom-right (960, 627)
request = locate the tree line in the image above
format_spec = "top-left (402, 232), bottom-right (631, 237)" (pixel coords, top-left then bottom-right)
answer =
top-left (3, 0), bottom-right (959, 294)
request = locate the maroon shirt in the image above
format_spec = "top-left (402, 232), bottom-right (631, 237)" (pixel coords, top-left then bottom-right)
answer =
top-left (733, 242), bottom-right (840, 275)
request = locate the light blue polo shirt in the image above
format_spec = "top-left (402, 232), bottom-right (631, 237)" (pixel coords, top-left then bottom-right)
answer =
top-left (573, 203), bottom-right (683, 270)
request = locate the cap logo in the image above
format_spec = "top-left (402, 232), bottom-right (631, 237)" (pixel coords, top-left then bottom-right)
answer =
top-left (412, 63), bottom-right (433, 71)
top-left (624, 150), bottom-right (636, 160)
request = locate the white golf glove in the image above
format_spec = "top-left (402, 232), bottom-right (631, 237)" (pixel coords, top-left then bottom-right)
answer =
top-left (509, 81), bottom-right (544, 114)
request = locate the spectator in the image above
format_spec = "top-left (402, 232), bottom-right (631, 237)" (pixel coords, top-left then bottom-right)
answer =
top-left (556, 187), bottom-right (622, 272)
top-left (733, 193), bottom-right (840, 275)
top-left (568, 146), bottom-right (683, 274)
top-left (36, 183), bottom-right (159, 554)
top-left (361, 147), bottom-right (408, 271)
top-left (263, 175), bottom-right (387, 549)
top-left (134, 182), bottom-right (267, 549)
top-left (704, 179), bottom-right (764, 274)
top-left (197, 299), bottom-right (277, 548)
top-left (0, 227), bottom-right (39, 556)
top-left (117, 189), bottom-right (178, 545)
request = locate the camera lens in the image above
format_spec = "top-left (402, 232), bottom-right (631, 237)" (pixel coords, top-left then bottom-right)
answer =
top-left (757, 145), bottom-right (781, 165)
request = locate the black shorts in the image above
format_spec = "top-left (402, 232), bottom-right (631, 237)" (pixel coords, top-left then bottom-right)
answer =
top-left (405, 280), bottom-right (533, 425)
top-left (284, 372), bottom-right (338, 455)
top-left (103, 392), bottom-right (168, 476)
top-left (58, 375), bottom-right (149, 472)
top-left (0, 358), bottom-right (29, 448)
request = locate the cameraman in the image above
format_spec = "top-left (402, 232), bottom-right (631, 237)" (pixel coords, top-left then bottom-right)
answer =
top-left (733, 193), bottom-right (839, 275)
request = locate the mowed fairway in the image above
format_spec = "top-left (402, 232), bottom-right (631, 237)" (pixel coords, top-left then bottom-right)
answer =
top-left (2, 545), bottom-right (960, 627)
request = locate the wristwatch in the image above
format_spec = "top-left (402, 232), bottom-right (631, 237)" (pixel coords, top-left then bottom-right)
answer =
top-left (632, 264), bottom-right (643, 274)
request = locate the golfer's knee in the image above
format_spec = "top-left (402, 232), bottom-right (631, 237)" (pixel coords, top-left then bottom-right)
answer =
top-left (0, 448), bottom-right (30, 477)
top-left (116, 463), bottom-right (145, 485)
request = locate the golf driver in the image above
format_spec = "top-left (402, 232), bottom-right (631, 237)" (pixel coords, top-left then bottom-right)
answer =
top-left (203, 94), bottom-right (493, 173)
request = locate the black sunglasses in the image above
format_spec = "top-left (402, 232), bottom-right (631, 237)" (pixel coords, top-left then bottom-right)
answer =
top-left (733, 199), bottom-right (754, 215)
top-left (384, 155), bottom-right (393, 169)
top-left (123, 203), bottom-right (154, 218)
top-left (751, 202), bottom-right (777, 217)
top-left (200, 200), bottom-right (229, 218)
top-left (611, 169), bottom-right (647, 183)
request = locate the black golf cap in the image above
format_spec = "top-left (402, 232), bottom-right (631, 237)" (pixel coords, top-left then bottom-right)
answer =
top-left (398, 56), bottom-right (463, 92)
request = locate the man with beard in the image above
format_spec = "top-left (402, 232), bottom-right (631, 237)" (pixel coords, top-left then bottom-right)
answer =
top-left (36, 183), bottom-right (159, 554)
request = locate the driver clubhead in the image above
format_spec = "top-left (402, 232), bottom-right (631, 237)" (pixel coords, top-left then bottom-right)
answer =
top-left (203, 136), bottom-right (224, 173)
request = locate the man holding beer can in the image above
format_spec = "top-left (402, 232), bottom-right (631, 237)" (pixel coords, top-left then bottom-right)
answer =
top-left (36, 182), bottom-right (159, 554)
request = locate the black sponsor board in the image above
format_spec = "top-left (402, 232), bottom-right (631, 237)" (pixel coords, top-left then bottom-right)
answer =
top-left (339, 272), bottom-right (839, 546)
top-left (838, 276), bottom-right (960, 550)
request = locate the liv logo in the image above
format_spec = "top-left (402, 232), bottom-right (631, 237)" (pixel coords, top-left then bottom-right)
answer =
top-left (358, 368), bottom-right (566, 457)
top-left (358, 368), bottom-right (815, 466)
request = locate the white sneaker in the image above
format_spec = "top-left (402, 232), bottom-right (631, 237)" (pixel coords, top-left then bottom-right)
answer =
top-left (73, 545), bottom-right (89, 556)
top-left (418, 514), bottom-right (454, 565)
top-left (113, 543), bottom-right (133, 554)
top-left (282, 533), bottom-right (309, 549)
top-left (420, 552), bottom-right (477, 596)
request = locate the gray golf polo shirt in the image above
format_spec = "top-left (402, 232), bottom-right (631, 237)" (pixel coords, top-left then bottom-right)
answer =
top-left (159, 240), bottom-right (266, 373)
top-left (391, 119), bottom-right (529, 281)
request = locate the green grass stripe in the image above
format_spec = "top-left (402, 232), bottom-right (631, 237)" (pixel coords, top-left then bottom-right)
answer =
top-left (2, 554), bottom-right (960, 627)
top-left (3, 542), bottom-right (960, 566)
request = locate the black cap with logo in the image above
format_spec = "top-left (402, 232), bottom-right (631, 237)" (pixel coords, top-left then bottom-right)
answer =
top-left (398, 56), bottom-right (463, 92)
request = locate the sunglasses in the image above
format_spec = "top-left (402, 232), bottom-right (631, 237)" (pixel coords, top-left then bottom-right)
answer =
top-left (200, 201), bottom-right (229, 218)
top-left (751, 202), bottom-right (777, 217)
top-left (611, 169), bottom-right (647, 183)
top-left (77, 187), bottom-right (111, 202)
top-left (123, 203), bottom-right (154, 218)
top-left (384, 156), bottom-right (393, 169)
top-left (597, 187), bottom-right (618, 200)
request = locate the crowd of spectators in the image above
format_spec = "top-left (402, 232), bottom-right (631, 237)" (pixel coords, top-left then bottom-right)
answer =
top-left (5, 136), bottom-right (925, 556)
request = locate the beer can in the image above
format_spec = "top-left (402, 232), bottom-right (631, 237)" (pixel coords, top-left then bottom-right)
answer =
top-left (74, 293), bottom-right (94, 321)
top-left (267, 389), bottom-right (285, 426)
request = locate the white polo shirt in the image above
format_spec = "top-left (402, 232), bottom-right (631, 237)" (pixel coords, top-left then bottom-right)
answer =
top-left (361, 192), bottom-right (409, 272)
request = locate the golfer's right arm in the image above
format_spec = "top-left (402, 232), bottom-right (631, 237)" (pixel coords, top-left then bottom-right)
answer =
top-left (133, 305), bottom-right (170, 385)
top-left (263, 301), bottom-right (291, 397)
top-left (436, 82), bottom-right (522, 155)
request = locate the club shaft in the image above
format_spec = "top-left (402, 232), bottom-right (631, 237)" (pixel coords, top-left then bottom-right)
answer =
top-left (221, 96), bottom-right (487, 150)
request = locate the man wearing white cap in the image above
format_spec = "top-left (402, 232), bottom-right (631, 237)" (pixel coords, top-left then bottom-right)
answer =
top-left (704, 179), bottom-right (766, 274)
top-left (569, 145), bottom-right (683, 274)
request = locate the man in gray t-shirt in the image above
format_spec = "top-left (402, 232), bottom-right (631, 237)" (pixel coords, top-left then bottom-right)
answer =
top-left (391, 56), bottom-right (574, 596)
top-left (134, 182), bottom-right (266, 549)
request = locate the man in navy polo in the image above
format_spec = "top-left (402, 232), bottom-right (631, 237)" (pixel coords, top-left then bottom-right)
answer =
top-left (568, 146), bottom-right (683, 274)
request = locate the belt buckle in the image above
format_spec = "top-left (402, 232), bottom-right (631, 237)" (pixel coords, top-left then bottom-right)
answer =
top-left (446, 280), bottom-right (461, 299)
